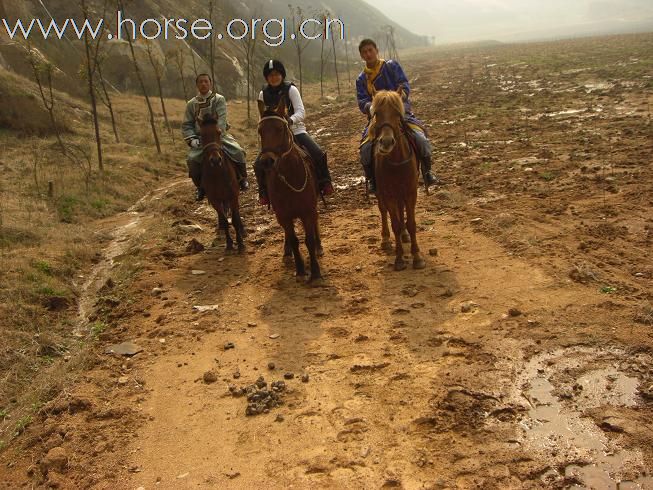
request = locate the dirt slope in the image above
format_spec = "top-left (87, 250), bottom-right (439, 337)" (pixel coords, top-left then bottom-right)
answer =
top-left (1, 33), bottom-right (652, 489)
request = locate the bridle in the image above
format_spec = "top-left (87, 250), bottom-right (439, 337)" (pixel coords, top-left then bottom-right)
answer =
top-left (257, 114), bottom-right (309, 193)
top-left (257, 115), bottom-right (295, 160)
top-left (371, 112), bottom-right (414, 167)
top-left (202, 141), bottom-right (223, 167)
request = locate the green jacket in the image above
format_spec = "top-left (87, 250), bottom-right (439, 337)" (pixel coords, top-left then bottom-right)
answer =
top-left (182, 92), bottom-right (245, 164)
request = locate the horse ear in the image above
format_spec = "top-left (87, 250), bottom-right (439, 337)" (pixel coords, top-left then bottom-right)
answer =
top-left (276, 97), bottom-right (287, 117)
top-left (257, 99), bottom-right (265, 118)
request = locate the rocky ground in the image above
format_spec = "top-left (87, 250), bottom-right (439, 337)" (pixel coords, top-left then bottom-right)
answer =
top-left (1, 33), bottom-right (652, 489)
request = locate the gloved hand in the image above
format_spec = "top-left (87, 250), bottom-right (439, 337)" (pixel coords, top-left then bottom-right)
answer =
top-left (285, 115), bottom-right (294, 126)
top-left (189, 138), bottom-right (201, 149)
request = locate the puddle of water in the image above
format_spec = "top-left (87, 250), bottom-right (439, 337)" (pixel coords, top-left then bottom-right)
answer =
top-left (519, 347), bottom-right (651, 489)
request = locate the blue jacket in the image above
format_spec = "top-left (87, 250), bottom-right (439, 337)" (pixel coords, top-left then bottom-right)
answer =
top-left (356, 60), bottom-right (424, 139)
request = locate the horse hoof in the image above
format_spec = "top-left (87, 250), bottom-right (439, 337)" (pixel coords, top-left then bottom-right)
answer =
top-left (295, 274), bottom-right (307, 283)
top-left (381, 241), bottom-right (393, 254)
top-left (317, 246), bottom-right (325, 258)
top-left (401, 231), bottom-right (410, 243)
top-left (413, 258), bottom-right (426, 270)
top-left (394, 260), bottom-right (407, 271)
top-left (225, 246), bottom-right (235, 253)
top-left (238, 245), bottom-right (246, 254)
top-left (308, 276), bottom-right (325, 287)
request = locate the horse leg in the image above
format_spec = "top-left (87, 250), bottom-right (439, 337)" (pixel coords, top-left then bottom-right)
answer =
top-left (283, 221), bottom-right (305, 280)
top-left (379, 199), bottom-right (392, 254)
top-left (282, 236), bottom-right (294, 266)
top-left (406, 195), bottom-right (425, 269)
top-left (232, 207), bottom-right (246, 254)
top-left (389, 205), bottom-right (406, 271)
top-left (314, 219), bottom-right (324, 258)
top-left (219, 211), bottom-right (234, 252)
top-left (401, 227), bottom-right (410, 244)
top-left (304, 214), bottom-right (323, 283)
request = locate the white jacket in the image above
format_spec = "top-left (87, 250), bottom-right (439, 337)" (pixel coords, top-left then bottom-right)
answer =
top-left (258, 84), bottom-right (307, 136)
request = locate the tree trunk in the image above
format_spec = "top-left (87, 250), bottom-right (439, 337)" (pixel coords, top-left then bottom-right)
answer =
top-left (120, 1), bottom-right (161, 154)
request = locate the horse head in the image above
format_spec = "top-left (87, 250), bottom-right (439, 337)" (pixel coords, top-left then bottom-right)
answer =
top-left (199, 114), bottom-right (223, 167)
top-left (370, 91), bottom-right (405, 155)
top-left (257, 97), bottom-right (292, 163)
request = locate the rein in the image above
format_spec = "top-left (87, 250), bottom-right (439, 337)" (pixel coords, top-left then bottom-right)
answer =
top-left (258, 115), bottom-right (309, 193)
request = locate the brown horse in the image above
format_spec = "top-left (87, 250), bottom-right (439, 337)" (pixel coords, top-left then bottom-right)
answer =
top-left (369, 90), bottom-right (426, 271)
top-left (198, 114), bottom-right (246, 253)
top-left (257, 99), bottom-right (323, 283)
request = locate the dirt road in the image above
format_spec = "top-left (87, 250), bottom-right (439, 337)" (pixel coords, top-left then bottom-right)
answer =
top-left (2, 34), bottom-right (652, 489)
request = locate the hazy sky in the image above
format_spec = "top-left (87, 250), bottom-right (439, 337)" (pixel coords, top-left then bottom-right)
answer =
top-left (362, 0), bottom-right (653, 43)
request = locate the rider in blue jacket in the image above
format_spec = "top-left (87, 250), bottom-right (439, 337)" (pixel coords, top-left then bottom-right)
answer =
top-left (356, 39), bottom-right (437, 193)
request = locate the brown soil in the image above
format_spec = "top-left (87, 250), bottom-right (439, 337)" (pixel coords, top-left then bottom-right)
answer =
top-left (1, 33), bottom-right (652, 489)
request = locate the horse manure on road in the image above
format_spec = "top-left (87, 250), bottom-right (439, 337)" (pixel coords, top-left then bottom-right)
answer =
top-left (229, 376), bottom-right (287, 416)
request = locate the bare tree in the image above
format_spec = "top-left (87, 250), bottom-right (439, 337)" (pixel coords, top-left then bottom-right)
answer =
top-left (174, 47), bottom-right (189, 100)
top-left (95, 59), bottom-right (120, 143)
top-left (24, 42), bottom-right (68, 156)
top-left (329, 16), bottom-right (341, 96)
top-left (145, 40), bottom-right (173, 141)
top-left (208, 0), bottom-right (216, 84)
top-left (80, 0), bottom-right (103, 171)
top-left (243, 7), bottom-right (261, 125)
top-left (118, 0), bottom-right (161, 154)
top-left (319, 12), bottom-right (326, 97)
top-left (344, 25), bottom-right (352, 87)
top-left (288, 5), bottom-right (312, 95)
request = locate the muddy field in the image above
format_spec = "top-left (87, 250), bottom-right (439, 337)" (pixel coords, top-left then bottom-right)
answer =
top-left (1, 33), bottom-right (652, 489)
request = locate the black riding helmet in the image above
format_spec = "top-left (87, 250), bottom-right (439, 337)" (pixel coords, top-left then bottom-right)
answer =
top-left (263, 59), bottom-right (286, 79)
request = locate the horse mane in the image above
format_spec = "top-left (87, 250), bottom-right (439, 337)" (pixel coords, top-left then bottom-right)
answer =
top-left (200, 114), bottom-right (218, 127)
top-left (368, 90), bottom-right (405, 139)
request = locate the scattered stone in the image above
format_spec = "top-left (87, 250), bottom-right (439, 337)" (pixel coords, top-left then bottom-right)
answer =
top-left (471, 218), bottom-right (483, 224)
top-left (105, 342), bottom-right (143, 357)
top-left (178, 224), bottom-right (203, 233)
top-left (40, 447), bottom-right (68, 474)
top-left (224, 342), bottom-right (235, 350)
top-left (117, 376), bottom-right (129, 385)
top-left (524, 167), bottom-right (534, 172)
top-left (350, 363), bottom-right (390, 373)
top-left (226, 471), bottom-right (241, 479)
top-left (360, 447), bottom-right (371, 458)
top-left (191, 270), bottom-right (206, 276)
top-left (269, 334), bottom-right (280, 339)
top-left (284, 372), bottom-right (295, 380)
top-left (186, 238), bottom-right (205, 254)
top-left (159, 338), bottom-right (166, 344)
top-left (355, 335), bottom-right (370, 342)
top-left (151, 287), bottom-right (164, 297)
top-left (247, 322), bottom-right (258, 328)
top-left (429, 248), bottom-right (438, 257)
top-left (509, 308), bottom-right (522, 317)
top-left (203, 371), bottom-right (218, 384)
top-left (268, 362), bottom-right (276, 371)
top-left (460, 301), bottom-right (475, 313)
top-left (275, 414), bottom-right (285, 422)
top-left (192, 304), bottom-right (220, 313)
top-left (176, 472), bottom-right (189, 479)
top-left (301, 374), bottom-right (310, 383)
top-left (233, 371), bottom-right (241, 379)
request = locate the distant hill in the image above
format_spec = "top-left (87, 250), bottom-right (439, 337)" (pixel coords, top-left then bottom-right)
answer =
top-left (0, 0), bottom-right (425, 101)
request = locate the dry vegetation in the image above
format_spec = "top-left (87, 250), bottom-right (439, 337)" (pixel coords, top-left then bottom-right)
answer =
top-left (0, 74), bottom-right (187, 448)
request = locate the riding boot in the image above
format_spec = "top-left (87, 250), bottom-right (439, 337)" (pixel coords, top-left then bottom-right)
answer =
top-left (189, 164), bottom-right (205, 201)
top-left (318, 152), bottom-right (334, 195)
top-left (235, 159), bottom-right (249, 191)
top-left (420, 155), bottom-right (438, 187)
top-left (362, 162), bottom-right (376, 194)
top-left (254, 157), bottom-right (268, 205)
